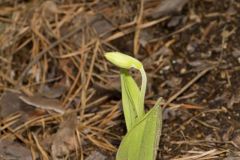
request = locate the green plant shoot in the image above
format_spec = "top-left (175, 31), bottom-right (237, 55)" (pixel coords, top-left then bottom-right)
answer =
top-left (120, 69), bottom-right (140, 130)
top-left (105, 52), bottom-right (162, 160)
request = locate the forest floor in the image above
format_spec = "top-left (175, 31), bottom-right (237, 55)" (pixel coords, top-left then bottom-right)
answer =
top-left (0, 0), bottom-right (240, 159)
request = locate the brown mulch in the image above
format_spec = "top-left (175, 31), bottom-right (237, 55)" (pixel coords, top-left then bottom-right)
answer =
top-left (0, 0), bottom-right (240, 159)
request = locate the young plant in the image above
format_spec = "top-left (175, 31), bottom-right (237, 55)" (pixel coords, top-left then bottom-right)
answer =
top-left (105, 52), bottom-right (162, 160)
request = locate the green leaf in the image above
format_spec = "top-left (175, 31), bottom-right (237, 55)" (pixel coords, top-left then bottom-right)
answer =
top-left (116, 99), bottom-right (162, 160)
top-left (120, 69), bottom-right (141, 131)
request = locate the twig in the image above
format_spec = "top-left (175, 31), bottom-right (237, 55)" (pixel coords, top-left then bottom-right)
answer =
top-left (16, 25), bottom-right (84, 88)
top-left (133, 0), bottom-right (144, 56)
top-left (164, 67), bottom-right (213, 107)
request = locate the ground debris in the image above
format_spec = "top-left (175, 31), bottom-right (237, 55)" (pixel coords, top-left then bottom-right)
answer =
top-left (0, 0), bottom-right (240, 159)
top-left (144, 0), bottom-right (189, 18)
top-left (0, 90), bottom-right (35, 127)
top-left (19, 94), bottom-right (65, 114)
top-left (51, 112), bottom-right (78, 160)
top-left (85, 151), bottom-right (107, 160)
top-left (0, 140), bottom-right (32, 160)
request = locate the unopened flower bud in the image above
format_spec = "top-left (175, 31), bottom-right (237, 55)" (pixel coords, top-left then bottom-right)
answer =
top-left (105, 52), bottom-right (142, 70)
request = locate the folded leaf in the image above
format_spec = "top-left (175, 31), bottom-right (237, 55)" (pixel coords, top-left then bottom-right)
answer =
top-left (120, 69), bottom-right (141, 131)
top-left (116, 99), bottom-right (162, 160)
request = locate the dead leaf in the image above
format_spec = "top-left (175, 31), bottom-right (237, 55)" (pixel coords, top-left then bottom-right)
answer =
top-left (41, 0), bottom-right (58, 14)
top-left (91, 15), bottom-right (113, 35)
top-left (40, 84), bottom-right (67, 99)
top-left (232, 131), bottom-right (240, 148)
top-left (167, 15), bottom-right (184, 27)
top-left (0, 90), bottom-right (35, 127)
top-left (145, 0), bottom-right (189, 18)
top-left (51, 112), bottom-right (78, 160)
top-left (0, 140), bottom-right (32, 160)
top-left (85, 151), bottom-right (107, 160)
top-left (0, 90), bottom-right (31, 117)
top-left (19, 95), bottom-right (65, 114)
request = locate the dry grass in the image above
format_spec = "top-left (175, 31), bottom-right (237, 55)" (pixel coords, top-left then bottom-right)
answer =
top-left (1, 0), bottom-right (240, 159)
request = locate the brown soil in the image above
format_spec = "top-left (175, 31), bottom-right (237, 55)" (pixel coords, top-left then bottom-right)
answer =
top-left (0, 0), bottom-right (240, 159)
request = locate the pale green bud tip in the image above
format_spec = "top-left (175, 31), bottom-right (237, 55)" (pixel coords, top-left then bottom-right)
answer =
top-left (105, 52), bottom-right (142, 69)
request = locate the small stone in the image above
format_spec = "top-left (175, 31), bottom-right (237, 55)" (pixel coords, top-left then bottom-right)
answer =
top-left (180, 68), bottom-right (186, 74)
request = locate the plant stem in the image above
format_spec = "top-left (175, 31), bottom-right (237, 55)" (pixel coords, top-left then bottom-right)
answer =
top-left (139, 67), bottom-right (147, 117)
